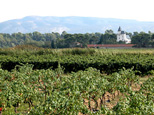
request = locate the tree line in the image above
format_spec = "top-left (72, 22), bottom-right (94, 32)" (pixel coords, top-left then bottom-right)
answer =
top-left (0, 30), bottom-right (154, 48)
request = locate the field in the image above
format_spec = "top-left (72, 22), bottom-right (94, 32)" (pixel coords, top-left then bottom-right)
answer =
top-left (0, 46), bottom-right (154, 114)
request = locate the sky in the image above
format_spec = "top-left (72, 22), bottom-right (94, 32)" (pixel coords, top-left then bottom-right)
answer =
top-left (0, 0), bottom-right (154, 22)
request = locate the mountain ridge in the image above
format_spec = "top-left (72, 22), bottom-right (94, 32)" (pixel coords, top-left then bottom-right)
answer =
top-left (0, 16), bottom-right (154, 34)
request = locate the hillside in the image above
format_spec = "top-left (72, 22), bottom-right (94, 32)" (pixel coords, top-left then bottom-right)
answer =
top-left (0, 16), bottom-right (154, 33)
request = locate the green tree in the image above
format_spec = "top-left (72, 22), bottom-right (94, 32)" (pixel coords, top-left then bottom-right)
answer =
top-left (126, 32), bottom-right (133, 38)
top-left (100, 33), bottom-right (117, 44)
top-left (61, 31), bottom-right (67, 38)
top-left (105, 29), bottom-right (114, 34)
top-left (51, 40), bottom-right (56, 48)
top-left (131, 32), bottom-right (150, 47)
top-left (133, 32), bottom-right (139, 36)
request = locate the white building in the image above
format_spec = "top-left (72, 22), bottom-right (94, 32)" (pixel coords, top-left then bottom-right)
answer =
top-left (117, 26), bottom-right (131, 44)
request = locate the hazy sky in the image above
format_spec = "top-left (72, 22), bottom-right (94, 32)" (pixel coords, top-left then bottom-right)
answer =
top-left (0, 0), bottom-right (154, 22)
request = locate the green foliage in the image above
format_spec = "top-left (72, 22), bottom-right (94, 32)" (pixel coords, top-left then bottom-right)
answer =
top-left (147, 70), bottom-right (154, 75)
top-left (99, 33), bottom-right (117, 44)
top-left (0, 64), bottom-right (153, 114)
top-left (0, 48), bottom-right (154, 74)
top-left (131, 32), bottom-right (151, 47)
top-left (112, 91), bottom-right (154, 114)
top-left (1, 30), bottom-right (154, 48)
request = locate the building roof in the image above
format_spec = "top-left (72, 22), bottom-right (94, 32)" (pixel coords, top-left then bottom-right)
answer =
top-left (121, 31), bottom-right (126, 34)
top-left (87, 44), bottom-right (135, 48)
top-left (118, 26), bottom-right (121, 31)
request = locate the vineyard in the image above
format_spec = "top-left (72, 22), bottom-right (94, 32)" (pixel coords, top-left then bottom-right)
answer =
top-left (0, 47), bottom-right (154, 114)
top-left (1, 47), bottom-right (154, 74)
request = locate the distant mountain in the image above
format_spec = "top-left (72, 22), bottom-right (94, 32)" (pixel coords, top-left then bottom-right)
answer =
top-left (0, 16), bottom-right (154, 34)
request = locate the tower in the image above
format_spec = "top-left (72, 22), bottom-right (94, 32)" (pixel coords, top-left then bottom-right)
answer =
top-left (118, 26), bottom-right (121, 33)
